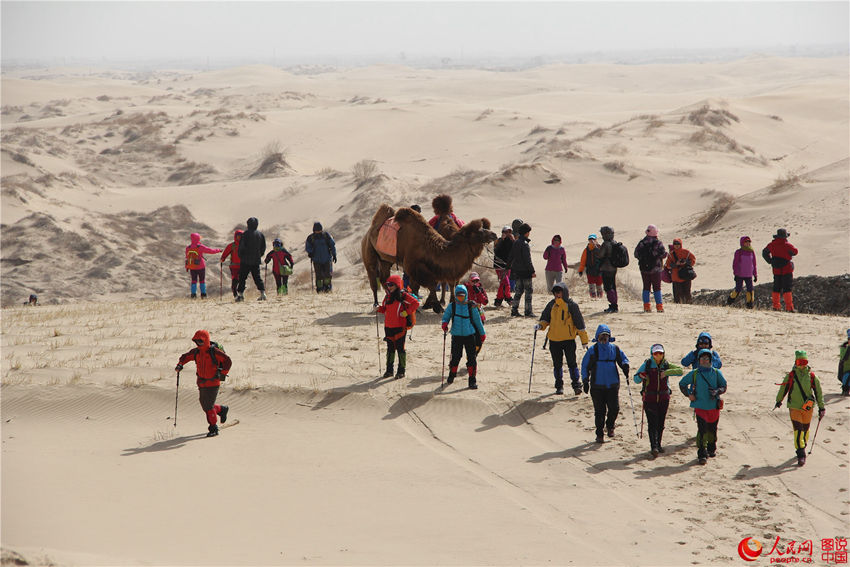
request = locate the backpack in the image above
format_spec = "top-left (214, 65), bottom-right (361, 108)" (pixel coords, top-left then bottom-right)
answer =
top-left (185, 247), bottom-right (201, 270)
top-left (402, 291), bottom-right (417, 330)
top-left (636, 241), bottom-right (658, 272)
top-left (610, 241), bottom-right (630, 268)
top-left (209, 341), bottom-right (226, 380)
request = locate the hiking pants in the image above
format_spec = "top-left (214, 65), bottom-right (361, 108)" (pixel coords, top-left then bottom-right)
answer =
top-left (694, 408), bottom-right (720, 457)
top-left (672, 281), bottom-right (692, 304)
top-left (229, 265), bottom-right (240, 296)
top-left (384, 327), bottom-right (407, 370)
top-left (449, 335), bottom-right (478, 371)
top-left (549, 339), bottom-right (578, 389)
top-left (314, 261), bottom-right (332, 291)
top-left (734, 276), bottom-right (754, 293)
top-left (512, 278), bottom-right (533, 315)
top-left (590, 386), bottom-right (620, 436)
top-left (237, 263), bottom-right (265, 293)
top-left (601, 271), bottom-right (618, 305)
top-left (198, 386), bottom-right (223, 426)
top-left (789, 408), bottom-right (813, 449)
top-left (544, 270), bottom-right (563, 292)
top-left (643, 398), bottom-right (670, 450)
top-left (641, 271), bottom-right (663, 305)
top-left (772, 273), bottom-right (793, 293)
top-left (190, 268), bottom-right (206, 284)
top-left (495, 269), bottom-right (512, 300)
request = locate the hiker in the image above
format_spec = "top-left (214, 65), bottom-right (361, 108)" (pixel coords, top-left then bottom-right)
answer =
top-left (305, 222), bottom-right (336, 293)
top-left (25, 294), bottom-right (38, 306)
top-left (175, 330), bottom-right (232, 437)
top-left (774, 350), bottom-right (825, 466)
top-left (493, 225), bottom-right (514, 307)
top-left (509, 223), bottom-right (536, 317)
top-left (185, 233), bottom-right (222, 299)
top-left (536, 282), bottom-right (589, 395)
top-left (428, 194), bottom-right (465, 230)
top-left (679, 349), bottom-right (727, 465)
top-left (441, 284), bottom-right (486, 389)
top-left (264, 238), bottom-right (294, 295)
top-left (578, 233), bottom-right (603, 299)
top-left (403, 205), bottom-right (423, 289)
top-left (727, 235), bottom-right (758, 308)
top-left (664, 238), bottom-right (696, 304)
top-left (465, 272), bottom-right (489, 311)
top-left (509, 218), bottom-right (524, 291)
top-left (220, 230), bottom-right (243, 299)
top-left (581, 324), bottom-right (630, 442)
top-left (377, 275), bottom-right (420, 379)
top-left (762, 228), bottom-right (798, 312)
top-left (681, 332), bottom-right (722, 369)
top-left (634, 224), bottom-right (667, 313)
top-left (597, 226), bottom-right (620, 313)
top-left (839, 329), bottom-right (850, 396)
top-left (542, 234), bottom-right (569, 291)
top-left (634, 344), bottom-right (683, 457)
top-left (236, 217), bottom-right (266, 302)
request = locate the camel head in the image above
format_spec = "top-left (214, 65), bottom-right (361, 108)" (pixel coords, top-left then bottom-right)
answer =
top-left (458, 218), bottom-right (497, 245)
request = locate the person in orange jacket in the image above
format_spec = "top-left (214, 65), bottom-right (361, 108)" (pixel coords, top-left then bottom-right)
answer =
top-left (220, 230), bottom-right (243, 299)
top-left (175, 330), bottom-right (232, 437)
top-left (664, 238), bottom-right (697, 304)
top-left (578, 233), bottom-right (603, 299)
top-left (377, 275), bottom-right (420, 379)
top-left (762, 228), bottom-right (798, 312)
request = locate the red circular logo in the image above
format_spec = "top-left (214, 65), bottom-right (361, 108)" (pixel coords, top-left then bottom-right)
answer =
top-left (738, 538), bottom-right (763, 561)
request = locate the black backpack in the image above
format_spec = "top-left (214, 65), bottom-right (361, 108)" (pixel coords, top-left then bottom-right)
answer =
top-left (610, 241), bottom-right (630, 268)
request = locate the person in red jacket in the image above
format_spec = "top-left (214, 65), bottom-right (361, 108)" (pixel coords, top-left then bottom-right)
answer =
top-left (264, 238), bottom-right (294, 295)
top-left (175, 330), bottom-right (232, 437)
top-left (185, 233), bottom-right (222, 299)
top-left (220, 230), bottom-right (243, 299)
top-left (377, 275), bottom-right (420, 379)
top-left (762, 228), bottom-right (798, 312)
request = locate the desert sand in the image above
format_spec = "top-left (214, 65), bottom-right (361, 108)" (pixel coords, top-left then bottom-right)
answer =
top-left (2, 57), bottom-right (849, 565)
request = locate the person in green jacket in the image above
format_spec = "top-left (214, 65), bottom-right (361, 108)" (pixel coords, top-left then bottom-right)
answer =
top-left (775, 349), bottom-right (826, 466)
top-left (634, 344), bottom-right (683, 458)
top-left (679, 349), bottom-right (727, 465)
top-left (839, 329), bottom-right (850, 396)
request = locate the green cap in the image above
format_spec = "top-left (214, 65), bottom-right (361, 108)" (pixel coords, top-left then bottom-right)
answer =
top-left (795, 350), bottom-right (807, 360)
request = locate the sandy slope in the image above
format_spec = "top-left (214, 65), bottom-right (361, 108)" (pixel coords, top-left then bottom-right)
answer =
top-left (2, 285), bottom-right (848, 565)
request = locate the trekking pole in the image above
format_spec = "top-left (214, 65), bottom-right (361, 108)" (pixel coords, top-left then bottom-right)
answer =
top-left (624, 372), bottom-right (640, 437)
top-left (174, 370), bottom-right (180, 427)
top-left (528, 328), bottom-right (538, 393)
top-left (441, 331), bottom-right (447, 389)
top-left (808, 414), bottom-right (824, 455)
top-left (264, 263), bottom-right (268, 293)
top-left (375, 309), bottom-right (382, 377)
top-left (310, 260), bottom-right (315, 294)
top-left (219, 264), bottom-right (223, 301)
top-left (639, 400), bottom-right (644, 439)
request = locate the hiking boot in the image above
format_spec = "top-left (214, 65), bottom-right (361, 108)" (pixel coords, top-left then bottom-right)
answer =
top-left (572, 384), bottom-right (582, 395)
top-left (603, 304), bottom-right (618, 313)
top-left (258, 291), bottom-right (267, 301)
top-left (698, 457), bottom-right (707, 465)
top-left (383, 367), bottom-right (395, 378)
top-left (796, 448), bottom-right (806, 465)
top-left (651, 448), bottom-right (659, 459)
top-left (505, 296), bottom-right (513, 302)
top-left (708, 450), bottom-right (716, 458)
top-left (468, 378), bottom-right (478, 390)
top-left (207, 424), bottom-right (219, 437)
top-left (607, 427), bottom-right (615, 438)
top-left (201, 293), bottom-right (207, 299)
top-left (524, 312), bottom-right (536, 318)
top-left (555, 387), bottom-right (564, 395)
top-left (658, 446), bottom-right (665, 454)
top-left (726, 295), bottom-right (736, 305)
top-left (494, 298), bottom-right (503, 307)
top-left (190, 293), bottom-right (197, 299)
top-left (395, 368), bottom-right (405, 379)
top-left (510, 310), bottom-right (520, 317)
top-left (447, 368), bottom-right (457, 385)
top-left (219, 405), bottom-right (229, 424)
top-left (235, 294), bottom-right (244, 302)
top-left (656, 304), bottom-right (664, 313)
top-left (643, 303), bottom-right (652, 313)
top-left (746, 301), bottom-right (754, 309)
top-left (595, 434), bottom-right (605, 443)
top-left (707, 443), bottom-right (716, 458)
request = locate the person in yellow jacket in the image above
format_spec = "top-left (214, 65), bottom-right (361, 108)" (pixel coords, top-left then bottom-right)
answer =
top-left (536, 282), bottom-right (589, 395)
top-left (775, 349), bottom-right (825, 466)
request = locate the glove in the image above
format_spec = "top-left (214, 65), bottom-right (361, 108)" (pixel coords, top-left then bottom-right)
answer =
top-left (214, 370), bottom-right (225, 381)
top-left (400, 311), bottom-right (407, 318)
top-left (774, 401), bottom-right (782, 409)
top-left (308, 254), bottom-right (313, 260)
top-left (479, 335), bottom-right (486, 344)
top-left (175, 364), bottom-right (183, 372)
top-left (578, 271), bottom-right (583, 277)
top-left (534, 323), bottom-right (541, 331)
top-left (754, 275), bottom-right (758, 282)
top-left (621, 365), bottom-right (630, 378)
top-left (818, 408), bottom-right (826, 419)
top-left (441, 322), bottom-right (448, 332)
top-left (582, 380), bottom-right (589, 394)
top-left (333, 256), bottom-right (337, 263)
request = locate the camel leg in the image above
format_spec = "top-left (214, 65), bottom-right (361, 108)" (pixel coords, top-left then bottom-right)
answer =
top-left (422, 289), bottom-right (444, 314)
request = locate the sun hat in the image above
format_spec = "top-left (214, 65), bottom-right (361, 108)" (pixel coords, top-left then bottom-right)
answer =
top-left (651, 344), bottom-right (665, 354)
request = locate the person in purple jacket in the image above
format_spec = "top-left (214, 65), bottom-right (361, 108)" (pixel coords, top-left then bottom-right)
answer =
top-left (542, 234), bottom-right (569, 292)
top-left (726, 235), bottom-right (758, 308)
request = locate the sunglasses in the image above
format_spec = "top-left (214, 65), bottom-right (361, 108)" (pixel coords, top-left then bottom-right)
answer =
top-left (193, 339), bottom-right (204, 345)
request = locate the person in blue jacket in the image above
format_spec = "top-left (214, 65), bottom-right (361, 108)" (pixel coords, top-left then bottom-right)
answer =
top-left (681, 332), bottom-right (722, 369)
top-left (441, 284), bottom-right (486, 390)
top-left (679, 349), bottom-right (727, 465)
top-left (305, 222), bottom-right (337, 293)
top-left (581, 324), bottom-right (630, 443)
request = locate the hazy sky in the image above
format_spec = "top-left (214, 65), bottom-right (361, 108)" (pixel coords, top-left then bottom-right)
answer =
top-left (2, 1), bottom-right (848, 64)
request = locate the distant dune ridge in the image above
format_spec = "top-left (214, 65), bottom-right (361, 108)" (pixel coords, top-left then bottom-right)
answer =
top-left (1, 58), bottom-right (849, 565)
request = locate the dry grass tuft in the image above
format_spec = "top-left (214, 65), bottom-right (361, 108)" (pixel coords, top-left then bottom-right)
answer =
top-left (693, 191), bottom-right (736, 232)
top-left (603, 161), bottom-right (627, 174)
top-left (250, 141), bottom-right (291, 178)
top-left (769, 168), bottom-right (809, 194)
top-left (352, 159), bottom-right (380, 186)
top-left (686, 105), bottom-right (740, 127)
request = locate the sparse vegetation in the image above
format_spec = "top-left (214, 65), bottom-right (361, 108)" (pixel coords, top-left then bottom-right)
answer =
top-left (769, 168), bottom-right (809, 194)
top-left (352, 159), bottom-right (379, 186)
top-left (686, 105), bottom-right (740, 127)
top-left (250, 140), bottom-right (291, 178)
top-left (603, 161), bottom-right (627, 174)
top-left (694, 191), bottom-right (736, 232)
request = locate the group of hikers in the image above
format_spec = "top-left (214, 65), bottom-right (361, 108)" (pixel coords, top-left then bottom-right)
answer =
top-left (174, 200), bottom-right (842, 467)
top-left (184, 217), bottom-right (336, 301)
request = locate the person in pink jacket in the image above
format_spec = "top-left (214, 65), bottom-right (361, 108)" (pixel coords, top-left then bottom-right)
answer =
top-left (727, 235), bottom-right (758, 308)
top-left (185, 233), bottom-right (222, 299)
top-left (543, 234), bottom-right (569, 291)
